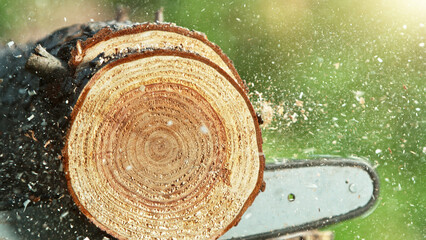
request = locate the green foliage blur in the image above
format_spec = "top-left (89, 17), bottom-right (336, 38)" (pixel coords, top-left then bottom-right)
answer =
top-left (1, 0), bottom-right (424, 239)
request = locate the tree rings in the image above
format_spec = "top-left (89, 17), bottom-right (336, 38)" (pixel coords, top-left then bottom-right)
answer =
top-left (64, 24), bottom-right (264, 240)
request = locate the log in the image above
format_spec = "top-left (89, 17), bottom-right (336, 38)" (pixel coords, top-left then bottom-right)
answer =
top-left (0, 20), bottom-right (265, 239)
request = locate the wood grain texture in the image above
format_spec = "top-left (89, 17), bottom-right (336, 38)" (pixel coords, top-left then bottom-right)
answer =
top-left (69, 23), bottom-right (248, 93)
top-left (63, 25), bottom-right (264, 240)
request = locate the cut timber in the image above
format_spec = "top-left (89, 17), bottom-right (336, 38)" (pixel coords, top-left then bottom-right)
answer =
top-left (63, 23), bottom-right (264, 239)
top-left (0, 21), bottom-right (264, 239)
top-left (69, 23), bottom-right (248, 93)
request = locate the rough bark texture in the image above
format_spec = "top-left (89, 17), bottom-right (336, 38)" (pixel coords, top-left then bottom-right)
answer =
top-left (1, 20), bottom-right (264, 240)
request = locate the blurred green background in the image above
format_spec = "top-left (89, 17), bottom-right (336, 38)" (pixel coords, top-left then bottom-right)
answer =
top-left (1, 0), bottom-right (424, 239)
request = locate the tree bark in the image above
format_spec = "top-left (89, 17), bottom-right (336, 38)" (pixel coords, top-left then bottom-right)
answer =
top-left (0, 20), bottom-right (264, 240)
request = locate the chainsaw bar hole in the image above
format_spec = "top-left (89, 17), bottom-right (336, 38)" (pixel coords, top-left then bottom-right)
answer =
top-left (288, 193), bottom-right (296, 202)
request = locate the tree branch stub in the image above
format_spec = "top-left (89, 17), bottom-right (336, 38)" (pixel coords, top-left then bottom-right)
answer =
top-left (25, 44), bottom-right (69, 79)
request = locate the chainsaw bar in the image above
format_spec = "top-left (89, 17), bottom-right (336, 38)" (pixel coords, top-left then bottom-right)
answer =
top-left (221, 157), bottom-right (380, 239)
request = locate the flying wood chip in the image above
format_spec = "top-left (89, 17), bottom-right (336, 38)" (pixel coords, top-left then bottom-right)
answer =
top-left (63, 23), bottom-right (264, 239)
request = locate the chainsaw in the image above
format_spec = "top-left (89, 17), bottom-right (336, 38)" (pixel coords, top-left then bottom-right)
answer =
top-left (0, 156), bottom-right (379, 239)
top-left (221, 157), bottom-right (380, 239)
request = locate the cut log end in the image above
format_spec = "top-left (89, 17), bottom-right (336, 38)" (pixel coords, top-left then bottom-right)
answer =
top-left (68, 23), bottom-right (248, 94)
top-left (63, 24), bottom-right (264, 239)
